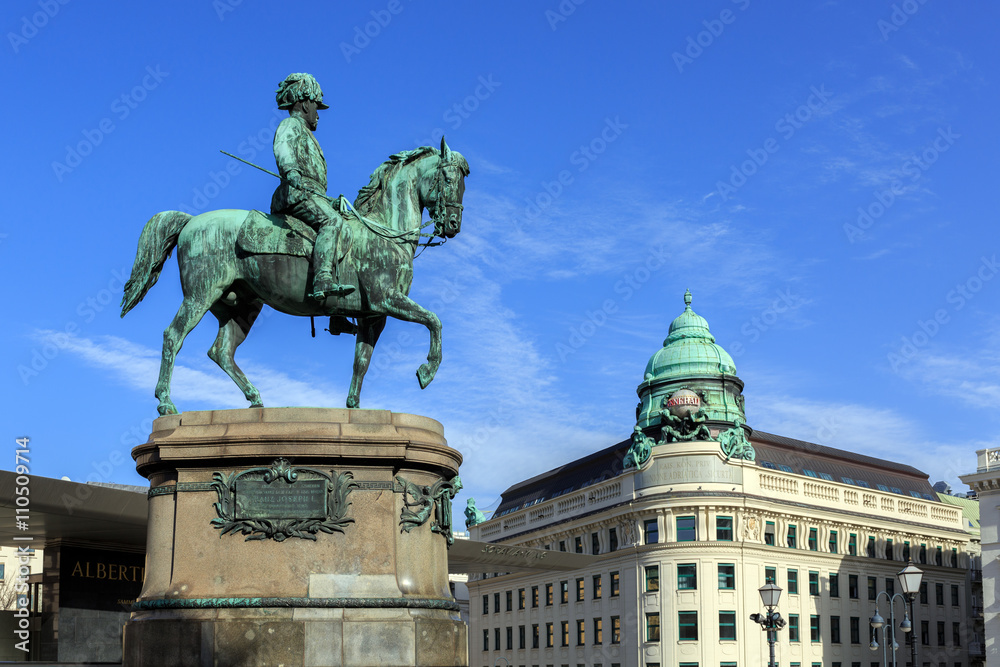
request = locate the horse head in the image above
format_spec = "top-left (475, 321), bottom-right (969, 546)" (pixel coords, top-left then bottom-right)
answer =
top-left (426, 137), bottom-right (469, 239)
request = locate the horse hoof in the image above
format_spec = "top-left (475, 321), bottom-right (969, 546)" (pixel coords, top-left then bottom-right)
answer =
top-left (157, 402), bottom-right (178, 416)
top-left (416, 364), bottom-right (435, 389)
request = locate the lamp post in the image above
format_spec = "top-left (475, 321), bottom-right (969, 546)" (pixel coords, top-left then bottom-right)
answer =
top-left (750, 581), bottom-right (785, 667)
top-left (869, 561), bottom-right (923, 667)
top-left (898, 561), bottom-right (924, 667)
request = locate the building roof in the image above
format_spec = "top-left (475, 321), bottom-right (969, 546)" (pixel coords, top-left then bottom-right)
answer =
top-left (495, 428), bottom-right (939, 515)
top-left (935, 492), bottom-right (980, 535)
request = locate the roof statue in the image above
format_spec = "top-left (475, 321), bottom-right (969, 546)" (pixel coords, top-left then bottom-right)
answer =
top-left (121, 72), bottom-right (470, 415)
top-left (464, 497), bottom-right (487, 529)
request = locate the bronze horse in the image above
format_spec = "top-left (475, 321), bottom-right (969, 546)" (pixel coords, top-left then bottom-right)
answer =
top-left (121, 141), bottom-right (469, 415)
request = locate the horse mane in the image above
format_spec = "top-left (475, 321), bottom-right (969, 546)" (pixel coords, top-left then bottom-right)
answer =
top-left (353, 147), bottom-right (437, 218)
top-left (353, 146), bottom-right (470, 219)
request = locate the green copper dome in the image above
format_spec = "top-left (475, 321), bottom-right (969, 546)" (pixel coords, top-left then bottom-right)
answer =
top-left (636, 290), bottom-right (746, 430)
top-left (643, 290), bottom-right (737, 381)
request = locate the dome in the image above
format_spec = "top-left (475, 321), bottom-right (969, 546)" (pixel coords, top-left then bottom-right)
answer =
top-left (643, 290), bottom-right (737, 382)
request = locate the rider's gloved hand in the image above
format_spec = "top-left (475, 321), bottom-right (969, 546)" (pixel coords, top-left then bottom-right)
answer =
top-left (287, 170), bottom-right (303, 190)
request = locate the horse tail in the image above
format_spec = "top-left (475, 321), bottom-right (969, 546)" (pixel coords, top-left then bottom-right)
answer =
top-left (120, 210), bottom-right (192, 317)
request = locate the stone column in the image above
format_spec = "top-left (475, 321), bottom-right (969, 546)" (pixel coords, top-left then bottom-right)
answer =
top-left (122, 408), bottom-right (467, 667)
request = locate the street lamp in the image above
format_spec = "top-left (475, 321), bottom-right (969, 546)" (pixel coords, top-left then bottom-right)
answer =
top-left (869, 561), bottom-right (923, 667)
top-left (750, 580), bottom-right (785, 667)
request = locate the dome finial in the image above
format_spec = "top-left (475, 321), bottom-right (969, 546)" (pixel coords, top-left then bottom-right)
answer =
top-left (684, 289), bottom-right (692, 309)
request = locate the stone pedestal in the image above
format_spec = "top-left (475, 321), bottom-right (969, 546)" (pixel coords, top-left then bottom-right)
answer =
top-left (123, 408), bottom-right (468, 667)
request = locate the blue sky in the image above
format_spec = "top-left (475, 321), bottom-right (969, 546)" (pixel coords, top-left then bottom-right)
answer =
top-left (3, 1), bottom-right (997, 514)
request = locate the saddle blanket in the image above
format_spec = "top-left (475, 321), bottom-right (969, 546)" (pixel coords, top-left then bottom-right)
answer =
top-left (236, 210), bottom-right (316, 258)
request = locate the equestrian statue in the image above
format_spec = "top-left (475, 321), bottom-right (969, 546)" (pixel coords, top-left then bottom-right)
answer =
top-left (120, 73), bottom-right (470, 415)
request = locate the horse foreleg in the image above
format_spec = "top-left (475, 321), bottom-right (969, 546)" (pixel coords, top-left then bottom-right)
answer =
top-left (346, 316), bottom-right (386, 409)
top-left (208, 301), bottom-right (265, 408)
top-left (155, 295), bottom-right (217, 415)
top-left (377, 292), bottom-right (442, 390)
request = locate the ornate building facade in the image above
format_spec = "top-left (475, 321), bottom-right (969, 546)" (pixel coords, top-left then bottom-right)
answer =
top-left (467, 293), bottom-right (976, 667)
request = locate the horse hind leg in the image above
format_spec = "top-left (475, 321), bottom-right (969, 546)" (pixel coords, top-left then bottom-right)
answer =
top-left (155, 293), bottom-right (220, 415)
top-left (208, 301), bottom-right (265, 408)
top-left (347, 316), bottom-right (386, 409)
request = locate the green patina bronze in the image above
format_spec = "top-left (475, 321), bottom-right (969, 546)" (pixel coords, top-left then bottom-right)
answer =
top-left (211, 458), bottom-right (357, 542)
top-left (623, 426), bottom-right (655, 469)
top-left (120, 72), bottom-right (470, 414)
top-left (463, 497), bottom-right (487, 528)
top-left (718, 416), bottom-right (756, 461)
top-left (131, 596), bottom-right (459, 612)
top-left (396, 474), bottom-right (462, 546)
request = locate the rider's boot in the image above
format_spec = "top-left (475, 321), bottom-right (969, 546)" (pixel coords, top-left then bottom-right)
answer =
top-left (309, 224), bottom-right (355, 300)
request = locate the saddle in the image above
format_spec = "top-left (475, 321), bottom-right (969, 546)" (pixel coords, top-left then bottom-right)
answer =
top-left (236, 210), bottom-right (316, 258)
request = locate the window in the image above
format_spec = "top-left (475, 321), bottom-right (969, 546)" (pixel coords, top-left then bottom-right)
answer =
top-left (810, 615), bottom-right (820, 642)
top-left (718, 563), bottom-right (735, 589)
top-left (644, 518), bottom-right (659, 544)
top-left (559, 540), bottom-right (566, 552)
top-left (482, 595), bottom-right (488, 615)
top-left (676, 611), bottom-right (695, 641)
top-left (494, 592), bottom-right (500, 613)
top-left (593, 617), bottom-right (603, 644)
top-left (609, 527), bottom-right (618, 552)
top-left (788, 614), bottom-right (800, 642)
top-left (494, 628), bottom-right (499, 651)
top-left (848, 533), bottom-right (857, 555)
top-left (950, 584), bottom-right (959, 606)
top-left (716, 516), bottom-right (733, 540)
top-left (610, 571), bottom-right (620, 596)
top-left (575, 536), bottom-right (583, 553)
top-left (867, 536), bottom-right (876, 557)
top-left (676, 516), bottom-right (696, 541)
top-left (830, 573), bottom-right (840, 598)
top-left (886, 538), bottom-right (894, 560)
top-left (919, 543), bottom-right (926, 564)
top-left (765, 521), bottom-right (775, 545)
top-left (787, 569), bottom-right (798, 594)
top-left (829, 530), bottom-right (838, 553)
top-left (809, 571), bottom-right (820, 596)
top-left (831, 616), bottom-right (841, 643)
top-left (545, 583), bottom-right (553, 606)
top-left (561, 620), bottom-right (569, 647)
top-left (849, 574), bottom-right (858, 599)
top-left (610, 616), bottom-right (620, 644)
top-left (648, 613), bottom-right (663, 642)
top-left (765, 566), bottom-right (777, 584)
top-left (507, 626), bottom-right (513, 650)
top-left (787, 525), bottom-right (797, 548)
top-left (532, 623), bottom-right (539, 649)
top-left (482, 628), bottom-right (488, 651)
top-left (867, 576), bottom-right (877, 600)
top-left (935, 546), bottom-right (942, 565)
top-left (935, 583), bottom-right (944, 605)
top-left (592, 532), bottom-right (600, 555)
top-left (531, 585), bottom-right (539, 607)
top-left (506, 590), bottom-right (513, 612)
top-left (808, 528), bottom-right (818, 551)
top-left (903, 541), bottom-right (910, 561)
top-left (919, 581), bottom-right (927, 604)
top-left (951, 547), bottom-right (958, 567)
top-left (920, 620), bottom-right (929, 645)
top-left (575, 578), bottom-right (585, 601)
top-left (560, 580), bottom-right (569, 604)
top-left (952, 621), bottom-right (961, 646)
top-left (576, 619), bottom-right (585, 645)
top-left (546, 622), bottom-right (554, 648)
top-left (719, 611), bottom-right (736, 640)
top-left (645, 565), bottom-right (659, 592)
top-left (850, 616), bottom-right (860, 644)
top-left (937, 621), bottom-right (945, 646)
top-left (518, 588), bottom-right (525, 609)
top-left (593, 574), bottom-right (602, 599)
top-left (885, 577), bottom-right (894, 598)
top-left (678, 563), bottom-right (697, 590)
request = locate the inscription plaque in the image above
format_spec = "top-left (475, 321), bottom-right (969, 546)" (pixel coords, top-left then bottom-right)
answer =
top-left (235, 477), bottom-right (328, 520)
top-left (211, 459), bottom-right (357, 542)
